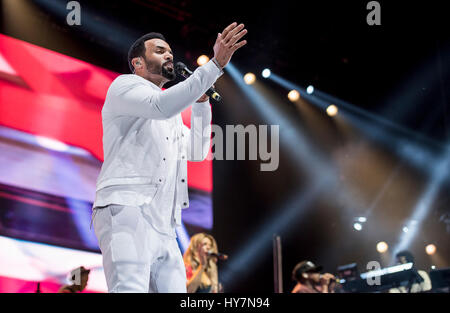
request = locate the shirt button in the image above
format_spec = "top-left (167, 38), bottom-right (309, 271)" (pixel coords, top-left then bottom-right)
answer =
top-left (159, 178), bottom-right (162, 182)
top-left (182, 155), bottom-right (185, 159)
top-left (181, 179), bottom-right (185, 183)
top-left (166, 137), bottom-right (169, 140)
top-left (163, 157), bottom-right (166, 161)
top-left (183, 202), bottom-right (187, 206)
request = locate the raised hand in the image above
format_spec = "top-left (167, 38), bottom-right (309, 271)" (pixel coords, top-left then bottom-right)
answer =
top-left (213, 22), bottom-right (248, 69)
top-left (320, 273), bottom-right (336, 285)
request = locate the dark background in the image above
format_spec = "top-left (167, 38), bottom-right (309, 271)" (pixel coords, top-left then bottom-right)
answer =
top-left (1, 0), bottom-right (449, 292)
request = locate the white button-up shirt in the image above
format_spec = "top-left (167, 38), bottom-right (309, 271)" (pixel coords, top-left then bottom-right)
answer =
top-left (93, 60), bottom-right (223, 236)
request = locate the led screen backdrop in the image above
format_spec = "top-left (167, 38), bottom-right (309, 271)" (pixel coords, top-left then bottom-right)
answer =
top-left (0, 34), bottom-right (213, 292)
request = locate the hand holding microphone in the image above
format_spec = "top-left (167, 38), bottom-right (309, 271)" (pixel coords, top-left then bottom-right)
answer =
top-left (320, 273), bottom-right (338, 285)
top-left (175, 62), bottom-right (221, 101)
top-left (207, 251), bottom-right (228, 261)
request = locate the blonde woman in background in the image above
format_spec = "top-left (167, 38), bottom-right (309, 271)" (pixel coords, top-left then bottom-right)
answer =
top-left (184, 233), bottom-right (222, 293)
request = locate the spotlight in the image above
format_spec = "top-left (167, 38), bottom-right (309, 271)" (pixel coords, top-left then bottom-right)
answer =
top-left (288, 90), bottom-right (300, 102)
top-left (353, 223), bottom-right (362, 231)
top-left (357, 217), bottom-right (367, 223)
top-left (402, 226), bottom-right (409, 233)
top-left (431, 265), bottom-right (436, 270)
top-left (326, 104), bottom-right (338, 116)
top-left (197, 55), bottom-right (209, 66)
top-left (306, 85), bottom-right (314, 94)
top-left (377, 241), bottom-right (388, 253)
top-left (425, 244), bottom-right (436, 255)
top-left (262, 68), bottom-right (271, 78)
top-left (244, 73), bottom-right (256, 85)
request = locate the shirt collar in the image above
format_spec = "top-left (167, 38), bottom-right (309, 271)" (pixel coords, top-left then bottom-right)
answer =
top-left (131, 74), bottom-right (162, 90)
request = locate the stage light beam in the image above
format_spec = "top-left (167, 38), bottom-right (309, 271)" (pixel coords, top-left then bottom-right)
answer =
top-left (306, 85), bottom-right (314, 94)
top-left (391, 144), bottom-right (450, 259)
top-left (220, 63), bottom-right (337, 289)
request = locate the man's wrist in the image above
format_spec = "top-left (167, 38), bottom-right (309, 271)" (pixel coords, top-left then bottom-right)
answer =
top-left (212, 57), bottom-right (223, 71)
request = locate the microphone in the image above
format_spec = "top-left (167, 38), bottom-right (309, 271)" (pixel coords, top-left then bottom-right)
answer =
top-left (207, 251), bottom-right (228, 261)
top-left (319, 274), bottom-right (341, 284)
top-left (175, 62), bottom-right (222, 101)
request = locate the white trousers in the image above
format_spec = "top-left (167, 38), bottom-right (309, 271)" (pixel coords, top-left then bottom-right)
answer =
top-left (93, 204), bottom-right (187, 293)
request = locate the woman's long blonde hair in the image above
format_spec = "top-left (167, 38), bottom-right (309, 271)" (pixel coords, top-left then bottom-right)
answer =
top-left (183, 233), bottom-right (219, 289)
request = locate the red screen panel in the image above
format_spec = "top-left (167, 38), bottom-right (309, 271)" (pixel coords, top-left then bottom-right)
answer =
top-left (0, 34), bottom-right (212, 192)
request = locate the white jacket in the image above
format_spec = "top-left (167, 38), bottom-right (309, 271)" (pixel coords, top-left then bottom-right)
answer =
top-left (93, 60), bottom-right (222, 232)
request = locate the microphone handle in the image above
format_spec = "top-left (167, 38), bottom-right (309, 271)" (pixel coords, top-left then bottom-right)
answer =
top-left (206, 88), bottom-right (222, 101)
top-left (320, 274), bottom-right (341, 284)
top-left (179, 67), bottom-right (221, 101)
top-left (208, 252), bottom-right (228, 260)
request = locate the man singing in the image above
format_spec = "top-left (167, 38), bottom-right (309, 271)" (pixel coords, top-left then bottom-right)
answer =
top-left (92, 22), bottom-right (247, 293)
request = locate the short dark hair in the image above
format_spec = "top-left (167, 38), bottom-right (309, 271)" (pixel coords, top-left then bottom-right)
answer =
top-left (127, 32), bottom-right (166, 73)
top-left (396, 250), bottom-right (415, 264)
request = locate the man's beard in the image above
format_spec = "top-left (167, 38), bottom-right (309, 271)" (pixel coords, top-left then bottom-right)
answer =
top-left (146, 58), bottom-right (176, 81)
top-left (161, 63), bottom-right (176, 81)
